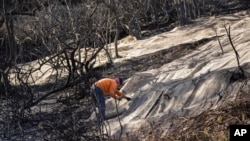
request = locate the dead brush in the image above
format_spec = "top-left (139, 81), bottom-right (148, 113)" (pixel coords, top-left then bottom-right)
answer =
top-left (164, 78), bottom-right (250, 141)
top-left (116, 120), bottom-right (164, 141)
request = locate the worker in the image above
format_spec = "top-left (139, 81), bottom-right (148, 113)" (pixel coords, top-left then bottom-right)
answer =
top-left (93, 77), bottom-right (131, 121)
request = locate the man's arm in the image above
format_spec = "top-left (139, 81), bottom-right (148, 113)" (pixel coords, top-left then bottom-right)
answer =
top-left (115, 90), bottom-right (131, 101)
top-left (115, 90), bottom-right (127, 98)
top-left (108, 80), bottom-right (131, 101)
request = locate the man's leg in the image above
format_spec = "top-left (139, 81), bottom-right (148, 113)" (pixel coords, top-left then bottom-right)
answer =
top-left (94, 86), bottom-right (106, 121)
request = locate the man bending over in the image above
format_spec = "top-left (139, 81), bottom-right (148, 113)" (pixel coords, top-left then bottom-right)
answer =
top-left (93, 77), bottom-right (131, 120)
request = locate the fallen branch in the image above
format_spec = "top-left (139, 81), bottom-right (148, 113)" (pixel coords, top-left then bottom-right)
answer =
top-left (145, 90), bottom-right (164, 118)
top-left (6, 8), bottom-right (38, 16)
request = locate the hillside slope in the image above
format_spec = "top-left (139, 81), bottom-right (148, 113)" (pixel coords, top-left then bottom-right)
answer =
top-left (4, 11), bottom-right (250, 141)
top-left (103, 11), bottom-right (250, 139)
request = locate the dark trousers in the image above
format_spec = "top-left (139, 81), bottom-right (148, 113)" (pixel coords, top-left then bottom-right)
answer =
top-left (93, 86), bottom-right (106, 120)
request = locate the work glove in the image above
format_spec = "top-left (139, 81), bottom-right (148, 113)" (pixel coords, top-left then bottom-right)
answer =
top-left (126, 97), bottom-right (131, 101)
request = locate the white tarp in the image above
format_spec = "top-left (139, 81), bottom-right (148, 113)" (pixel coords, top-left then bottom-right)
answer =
top-left (105, 11), bottom-right (250, 137)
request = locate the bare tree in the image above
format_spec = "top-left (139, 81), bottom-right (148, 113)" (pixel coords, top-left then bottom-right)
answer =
top-left (0, 0), bottom-right (108, 140)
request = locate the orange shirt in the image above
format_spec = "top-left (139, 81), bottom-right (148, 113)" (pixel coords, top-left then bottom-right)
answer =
top-left (95, 78), bottom-right (127, 99)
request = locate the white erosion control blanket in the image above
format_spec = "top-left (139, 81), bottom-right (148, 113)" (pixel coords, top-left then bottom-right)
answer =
top-left (105, 11), bottom-right (250, 137)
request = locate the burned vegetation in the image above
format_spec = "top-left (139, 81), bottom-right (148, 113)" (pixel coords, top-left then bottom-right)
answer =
top-left (1, 0), bottom-right (250, 140)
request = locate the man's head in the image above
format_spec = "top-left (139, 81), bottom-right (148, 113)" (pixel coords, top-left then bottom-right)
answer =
top-left (115, 77), bottom-right (123, 86)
